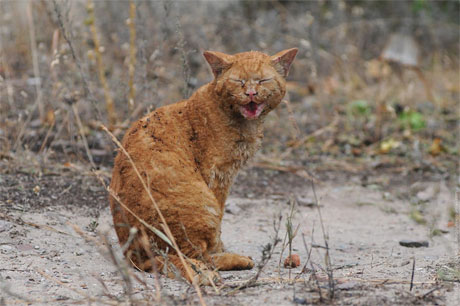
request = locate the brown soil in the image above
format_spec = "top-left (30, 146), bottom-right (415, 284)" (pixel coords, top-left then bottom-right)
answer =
top-left (0, 162), bottom-right (458, 305)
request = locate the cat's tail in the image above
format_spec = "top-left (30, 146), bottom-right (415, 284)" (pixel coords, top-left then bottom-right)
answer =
top-left (129, 254), bottom-right (220, 286)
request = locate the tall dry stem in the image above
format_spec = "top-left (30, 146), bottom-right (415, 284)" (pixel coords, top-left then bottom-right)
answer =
top-left (86, 0), bottom-right (117, 126)
top-left (127, 0), bottom-right (137, 110)
top-left (13, 1), bottom-right (44, 150)
top-left (26, 0), bottom-right (44, 123)
top-left (100, 124), bottom-right (207, 306)
top-left (311, 180), bottom-right (335, 299)
top-left (52, 0), bottom-right (103, 122)
top-left (283, 100), bottom-right (300, 141)
top-left (170, 3), bottom-right (191, 99)
top-left (0, 14), bottom-right (14, 110)
top-left (72, 103), bottom-right (96, 168)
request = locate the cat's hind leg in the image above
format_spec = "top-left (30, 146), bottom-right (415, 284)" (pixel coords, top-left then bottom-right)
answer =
top-left (125, 228), bottom-right (221, 286)
top-left (133, 254), bottom-right (220, 286)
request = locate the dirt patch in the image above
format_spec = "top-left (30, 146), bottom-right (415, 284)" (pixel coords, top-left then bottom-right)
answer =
top-left (0, 164), bottom-right (458, 305)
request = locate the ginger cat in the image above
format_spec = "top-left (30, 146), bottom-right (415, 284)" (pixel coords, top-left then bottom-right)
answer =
top-left (109, 48), bottom-right (297, 284)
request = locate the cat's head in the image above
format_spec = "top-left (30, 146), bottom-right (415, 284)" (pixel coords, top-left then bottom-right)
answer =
top-left (203, 48), bottom-right (297, 120)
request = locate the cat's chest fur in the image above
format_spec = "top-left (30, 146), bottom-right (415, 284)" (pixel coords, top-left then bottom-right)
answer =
top-left (207, 133), bottom-right (262, 189)
top-left (186, 96), bottom-right (263, 204)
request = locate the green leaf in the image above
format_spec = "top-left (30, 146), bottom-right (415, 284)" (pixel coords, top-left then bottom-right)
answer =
top-left (412, 0), bottom-right (428, 13)
top-left (409, 209), bottom-right (427, 225)
top-left (348, 100), bottom-right (371, 116)
top-left (398, 110), bottom-right (426, 131)
top-left (408, 111), bottom-right (425, 131)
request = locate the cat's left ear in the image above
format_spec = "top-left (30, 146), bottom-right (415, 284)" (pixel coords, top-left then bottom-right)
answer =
top-left (270, 48), bottom-right (298, 77)
top-left (203, 51), bottom-right (233, 78)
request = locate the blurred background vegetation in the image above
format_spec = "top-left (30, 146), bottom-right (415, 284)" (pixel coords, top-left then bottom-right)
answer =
top-left (0, 0), bottom-right (458, 178)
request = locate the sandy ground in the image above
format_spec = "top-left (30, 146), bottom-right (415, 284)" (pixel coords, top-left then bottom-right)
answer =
top-left (0, 167), bottom-right (459, 305)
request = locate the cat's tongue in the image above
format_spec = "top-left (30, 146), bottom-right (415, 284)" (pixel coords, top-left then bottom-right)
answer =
top-left (240, 102), bottom-right (265, 119)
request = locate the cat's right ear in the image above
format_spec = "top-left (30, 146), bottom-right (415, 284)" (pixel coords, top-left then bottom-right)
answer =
top-left (270, 48), bottom-right (298, 77)
top-left (203, 51), bottom-right (233, 78)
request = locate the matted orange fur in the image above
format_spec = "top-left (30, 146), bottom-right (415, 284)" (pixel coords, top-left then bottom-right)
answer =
top-left (109, 48), bottom-right (297, 284)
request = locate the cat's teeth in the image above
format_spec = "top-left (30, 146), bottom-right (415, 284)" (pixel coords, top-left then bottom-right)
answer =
top-left (239, 102), bottom-right (265, 119)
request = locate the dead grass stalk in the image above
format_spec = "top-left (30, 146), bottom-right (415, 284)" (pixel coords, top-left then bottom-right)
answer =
top-left (100, 124), bottom-right (207, 306)
top-left (86, 0), bottom-right (117, 125)
top-left (311, 180), bottom-right (335, 299)
top-left (52, 0), bottom-right (103, 122)
top-left (26, 1), bottom-right (44, 123)
top-left (127, 0), bottom-right (137, 110)
top-left (72, 103), bottom-right (96, 168)
top-left (172, 5), bottom-right (191, 99)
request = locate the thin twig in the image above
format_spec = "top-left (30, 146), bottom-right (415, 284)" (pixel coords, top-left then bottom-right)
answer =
top-left (311, 180), bottom-right (335, 299)
top-left (52, 0), bottom-right (103, 122)
top-left (172, 4), bottom-right (191, 99)
top-left (38, 115), bottom-right (56, 153)
top-left (26, 1), bottom-right (44, 122)
top-left (13, 2), bottom-right (44, 150)
top-left (72, 103), bottom-right (96, 168)
top-left (127, 0), bottom-right (137, 110)
top-left (310, 262), bottom-right (323, 302)
top-left (86, 0), bottom-right (117, 125)
top-left (282, 99), bottom-right (300, 141)
top-left (295, 231), bottom-right (315, 281)
top-left (0, 275), bottom-right (33, 304)
top-left (0, 11), bottom-right (14, 109)
top-left (0, 212), bottom-right (71, 236)
top-left (253, 160), bottom-right (318, 183)
top-left (410, 257), bottom-right (416, 291)
top-left (280, 111), bottom-right (339, 159)
top-left (36, 269), bottom-right (118, 305)
top-left (100, 124), bottom-right (207, 306)
top-left (421, 286), bottom-right (442, 299)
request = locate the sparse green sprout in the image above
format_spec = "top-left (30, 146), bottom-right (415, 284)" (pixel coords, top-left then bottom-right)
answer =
top-left (398, 110), bottom-right (426, 131)
top-left (87, 220), bottom-right (99, 232)
top-left (409, 209), bottom-right (427, 225)
top-left (380, 205), bottom-right (398, 214)
top-left (430, 228), bottom-right (443, 237)
top-left (348, 100), bottom-right (371, 117)
top-left (84, 17), bottom-right (94, 26)
top-left (437, 264), bottom-right (460, 282)
top-left (448, 206), bottom-right (457, 221)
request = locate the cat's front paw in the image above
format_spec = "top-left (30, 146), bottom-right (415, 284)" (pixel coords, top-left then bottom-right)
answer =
top-left (232, 255), bottom-right (254, 270)
top-left (211, 252), bottom-right (254, 271)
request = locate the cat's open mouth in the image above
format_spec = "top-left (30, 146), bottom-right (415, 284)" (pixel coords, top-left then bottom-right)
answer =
top-left (239, 102), bottom-right (265, 119)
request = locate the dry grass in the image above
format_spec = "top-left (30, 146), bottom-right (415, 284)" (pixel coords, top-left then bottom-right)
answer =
top-left (0, 0), bottom-right (458, 304)
top-left (99, 125), bottom-right (207, 305)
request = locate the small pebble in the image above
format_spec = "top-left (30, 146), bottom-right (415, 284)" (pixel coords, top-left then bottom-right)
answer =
top-left (336, 281), bottom-right (359, 290)
top-left (293, 297), bottom-right (307, 305)
top-left (0, 245), bottom-right (13, 252)
top-left (284, 254), bottom-right (301, 268)
top-left (0, 220), bottom-right (13, 233)
top-left (399, 240), bottom-right (429, 248)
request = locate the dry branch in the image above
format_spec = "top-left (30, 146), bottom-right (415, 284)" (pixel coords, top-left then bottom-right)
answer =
top-left (100, 124), bottom-right (207, 306)
top-left (26, 1), bottom-right (44, 123)
top-left (127, 0), bottom-right (137, 110)
top-left (87, 0), bottom-right (117, 126)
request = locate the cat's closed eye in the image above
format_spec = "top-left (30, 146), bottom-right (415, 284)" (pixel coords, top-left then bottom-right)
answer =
top-left (257, 78), bottom-right (273, 84)
top-left (230, 78), bottom-right (246, 87)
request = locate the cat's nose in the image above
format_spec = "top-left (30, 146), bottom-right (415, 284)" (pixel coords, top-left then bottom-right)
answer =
top-left (245, 89), bottom-right (258, 100)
